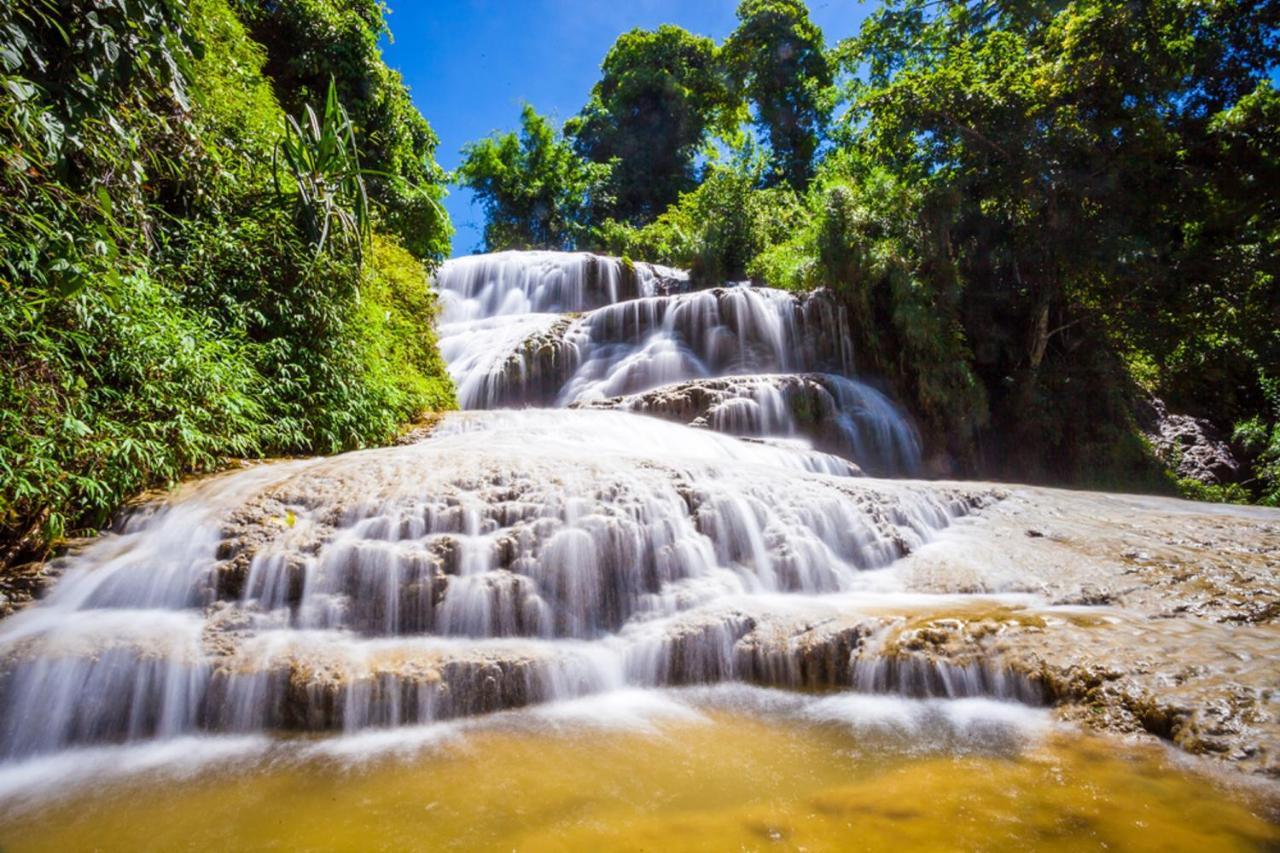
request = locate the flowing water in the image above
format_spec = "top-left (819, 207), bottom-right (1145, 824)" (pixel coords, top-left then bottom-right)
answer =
top-left (0, 251), bottom-right (1274, 849)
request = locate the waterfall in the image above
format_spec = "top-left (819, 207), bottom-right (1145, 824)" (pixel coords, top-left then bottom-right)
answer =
top-left (433, 252), bottom-right (917, 476)
top-left (0, 251), bottom-right (1006, 768)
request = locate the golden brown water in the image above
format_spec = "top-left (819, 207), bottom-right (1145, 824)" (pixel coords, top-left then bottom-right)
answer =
top-left (1, 697), bottom-right (1275, 852)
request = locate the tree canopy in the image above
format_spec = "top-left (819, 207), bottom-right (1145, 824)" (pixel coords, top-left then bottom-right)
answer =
top-left (231, 0), bottom-right (451, 260)
top-left (567, 25), bottom-right (735, 224)
top-left (723, 0), bottom-right (833, 188)
top-left (0, 0), bottom-right (455, 565)
top-left (841, 0), bottom-right (1280, 481)
top-left (458, 105), bottom-right (611, 251)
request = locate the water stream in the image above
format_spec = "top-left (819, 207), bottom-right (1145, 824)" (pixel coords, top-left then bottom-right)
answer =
top-left (0, 251), bottom-right (1273, 848)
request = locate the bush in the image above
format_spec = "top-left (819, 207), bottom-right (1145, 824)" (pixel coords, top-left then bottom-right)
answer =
top-left (753, 172), bottom-right (987, 466)
top-left (0, 272), bottom-right (268, 556)
top-left (0, 0), bottom-right (455, 567)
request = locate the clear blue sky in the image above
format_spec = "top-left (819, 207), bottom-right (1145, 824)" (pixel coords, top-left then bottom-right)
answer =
top-left (380, 1), bottom-right (872, 257)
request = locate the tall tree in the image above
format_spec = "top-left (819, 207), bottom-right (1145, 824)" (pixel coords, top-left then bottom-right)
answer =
top-left (458, 105), bottom-right (612, 251)
top-left (568, 25), bottom-right (734, 224)
top-left (724, 0), bottom-right (833, 188)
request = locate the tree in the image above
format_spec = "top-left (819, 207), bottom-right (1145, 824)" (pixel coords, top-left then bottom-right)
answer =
top-left (596, 145), bottom-right (802, 284)
top-left (231, 0), bottom-right (451, 261)
top-left (458, 105), bottom-right (611, 251)
top-left (723, 0), bottom-right (834, 188)
top-left (568, 25), bottom-right (735, 224)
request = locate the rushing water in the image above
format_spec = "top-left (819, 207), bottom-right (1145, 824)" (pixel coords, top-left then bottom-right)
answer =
top-left (0, 251), bottom-right (1274, 846)
top-left (434, 251), bottom-right (919, 472)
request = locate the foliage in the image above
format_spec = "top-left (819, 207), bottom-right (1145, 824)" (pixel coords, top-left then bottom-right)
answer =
top-left (752, 166), bottom-right (988, 463)
top-left (595, 148), bottom-right (802, 284)
top-left (0, 0), bottom-right (455, 566)
top-left (568, 25), bottom-right (737, 224)
top-left (723, 0), bottom-right (833, 188)
top-left (458, 104), bottom-right (612, 251)
top-left (231, 0), bottom-right (451, 261)
top-left (1232, 373), bottom-right (1280, 505)
top-left (827, 0), bottom-right (1279, 485)
top-left (357, 236), bottom-right (456, 421)
top-left (275, 78), bottom-right (371, 261)
top-left (0, 271), bottom-right (268, 560)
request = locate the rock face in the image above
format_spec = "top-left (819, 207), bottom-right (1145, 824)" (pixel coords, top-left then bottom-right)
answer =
top-left (1139, 396), bottom-right (1240, 484)
top-left (883, 487), bottom-right (1280, 777)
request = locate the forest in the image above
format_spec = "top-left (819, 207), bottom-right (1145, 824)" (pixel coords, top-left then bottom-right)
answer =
top-left (1, 0), bottom-right (1278, 577)
top-left (1, 0), bottom-right (455, 572)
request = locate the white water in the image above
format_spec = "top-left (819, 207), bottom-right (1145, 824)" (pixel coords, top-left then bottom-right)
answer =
top-left (434, 252), bottom-right (919, 473)
top-left (0, 251), bottom-right (1028, 786)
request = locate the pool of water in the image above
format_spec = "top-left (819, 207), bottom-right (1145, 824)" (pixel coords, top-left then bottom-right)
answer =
top-left (1, 687), bottom-right (1274, 852)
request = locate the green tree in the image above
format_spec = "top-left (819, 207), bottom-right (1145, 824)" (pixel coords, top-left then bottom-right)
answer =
top-left (231, 0), bottom-right (451, 261)
top-left (723, 0), bottom-right (834, 188)
top-left (596, 145), bottom-right (802, 284)
top-left (458, 105), bottom-right (612, 251)
top-left (568, 25), bottom-right (735, 224)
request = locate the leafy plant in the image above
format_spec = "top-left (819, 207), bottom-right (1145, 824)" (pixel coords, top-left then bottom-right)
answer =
top-left (231, 0), bottom-right (452, 262)
top-left (274, 77), bottom-right (371, 262)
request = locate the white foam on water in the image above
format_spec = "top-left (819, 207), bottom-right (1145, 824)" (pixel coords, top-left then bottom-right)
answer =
top-left (521, 687), bottom-right (709, 733)
top-left (0, 735), bottom-right (271, 812)
top-left (803, 693), bottom-right (1053, 745)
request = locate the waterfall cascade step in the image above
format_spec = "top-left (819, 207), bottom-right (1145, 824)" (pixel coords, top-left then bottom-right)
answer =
top-left (0, 251), bottom-right (999, 760)
top-left (434, 251), bottom-right (918, 475)
top-left (8, 251), bottom-right (1273, 785)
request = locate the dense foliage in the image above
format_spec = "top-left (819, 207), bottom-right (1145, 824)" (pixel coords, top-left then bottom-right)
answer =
top-left (458, 105), bottom-right (611, 251)
top-left (0, 0), bottom-right (454, 568)
top-left (567, 25), bottom-right (735, 224)
top-left (722, 0), bottom-right (833, 188)
top-left (837, 0), bottom-right (1279, 491)
top-left (463, 0), bottom-right (1280, 503)
top-left (230, 0), bottom-right (451, 260)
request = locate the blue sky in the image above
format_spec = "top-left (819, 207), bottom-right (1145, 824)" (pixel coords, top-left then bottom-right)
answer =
top-left (380, 1), bottom-right (873, 256)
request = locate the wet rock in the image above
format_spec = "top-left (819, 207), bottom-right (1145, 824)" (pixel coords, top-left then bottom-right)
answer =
top-left (1052, 586), bottom-right (1119, 607)
top-left (573, 373), bottom-right (920, 475)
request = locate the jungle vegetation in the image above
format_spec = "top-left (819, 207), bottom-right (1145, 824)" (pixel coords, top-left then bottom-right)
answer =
top-left (459, 0), bottom-right (1280, 504)
top-left (0, 0), bottom-right (454, 570)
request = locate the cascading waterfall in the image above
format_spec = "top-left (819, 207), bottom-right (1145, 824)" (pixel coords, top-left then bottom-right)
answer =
top-left (0, 251), bottom-right (1025, 770)
top-left (433, 251), bottom-right (918, 475)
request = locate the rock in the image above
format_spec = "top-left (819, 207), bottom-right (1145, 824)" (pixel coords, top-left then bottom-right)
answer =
top-left (1137, 396), bottom-right (1240, 485)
